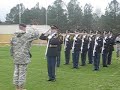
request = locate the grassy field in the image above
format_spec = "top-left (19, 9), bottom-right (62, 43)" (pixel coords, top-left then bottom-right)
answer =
top-left (0, 46), bottom-right (120, 90)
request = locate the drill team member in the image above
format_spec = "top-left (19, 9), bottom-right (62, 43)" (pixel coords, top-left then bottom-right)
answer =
top-left (102, 31), bottom-right (110, 67)
top-left (56, 32), bottom-right (63, 67)
top-left (81, 32), bottom-right (89, 66)
top-left (107, 31), bottom-right (115, 65)
top-left (88, 31), bottom-right (95, 64)
top-left (93, 31), bottom-right (103, 71)
top-left (72, 31), bottom-right (82, 69)
top-left (64, 30), bottom-right (72, 65)
top-left (40, 25), bottom-right (59, 81)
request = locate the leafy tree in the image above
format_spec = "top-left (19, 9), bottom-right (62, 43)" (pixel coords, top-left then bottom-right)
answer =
top-left (82, 3), bottom-right (93, 31)
top-left (6, 3), bottom-right (25, 24)
top-left (22, 2), bottom-right (46, 25)
top-left (67, 0), bottom-right (83, 31)
top-left (104, 0), bottom-right (120, 33)
top-left (47, 0), bottom-right (68, 32)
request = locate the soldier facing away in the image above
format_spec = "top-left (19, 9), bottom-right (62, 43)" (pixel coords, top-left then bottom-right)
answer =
top-left (10, 24), bottom-right (39, 90)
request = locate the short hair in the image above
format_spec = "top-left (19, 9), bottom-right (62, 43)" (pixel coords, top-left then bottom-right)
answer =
top-left (19, 23), bottom-right (26, 27)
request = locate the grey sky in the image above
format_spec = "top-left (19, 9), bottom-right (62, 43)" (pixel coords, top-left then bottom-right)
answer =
top-left (0, 0), bottom-right (118, 21)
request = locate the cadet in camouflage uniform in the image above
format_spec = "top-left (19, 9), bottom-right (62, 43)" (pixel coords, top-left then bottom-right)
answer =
top-left (10, 24), bottom-right (39, 90)
top-left (115, 34), bottom-right (120, 60)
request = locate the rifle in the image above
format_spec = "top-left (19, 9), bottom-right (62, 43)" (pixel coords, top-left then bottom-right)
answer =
top-left (64, 34), bottom-right (70, 51)
top-left (72, 34), bottom-right (79, 53)
top-left (81, 35), bottom-right (86, 53)
top-left (45, 33), bottom-right (56, 58)
top-left (88, 35), bottom-right (93, 49)
top-left (101, 31), bottom-right (107, 54)
top-left (93, 36), bottom-right (99, 56)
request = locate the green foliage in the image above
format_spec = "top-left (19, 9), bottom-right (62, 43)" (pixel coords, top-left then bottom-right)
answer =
top-left (67, 0), bottom-right (83, 30)
top-left (6, 3), bottom-right (25, 24)
top-left (82, 3), bottom-right (93, 31)
top-left (104, 0), bottom-right (120, 33)
top-left (47, 0), bottom-right (68, 32)
top-left (5, 0), bottom-right (120, 33)
top-left (0, 46), bottom-right (120, 90)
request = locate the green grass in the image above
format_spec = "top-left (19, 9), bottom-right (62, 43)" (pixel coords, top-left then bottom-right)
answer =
top-left (0, 46), bottom-right (120, 90)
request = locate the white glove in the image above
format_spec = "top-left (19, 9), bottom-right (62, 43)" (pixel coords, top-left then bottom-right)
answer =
top-left (74, 37), bottom-right (77, 40)
top-left (103, 39), bottom-right (106, 43)
top-left (83, 35), bottom-right (86, 38)
top-left (96, 37), bottom-right (99, 40)
top-left (95, 40), bottom-right (98, 46)
top-left (66, 35), bottom-right (70, 38)
top-left (48, 35), bottom-right (52, 39)
top-left (109, 35), bottom-right (112, 38)
top-left (89, 37), bottom-right (92, 41)
top-left (66, 38), bottom-right (68, 41)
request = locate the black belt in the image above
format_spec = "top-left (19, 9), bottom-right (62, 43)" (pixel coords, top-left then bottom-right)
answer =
top-left (49, 45), bottom-right (57, 47)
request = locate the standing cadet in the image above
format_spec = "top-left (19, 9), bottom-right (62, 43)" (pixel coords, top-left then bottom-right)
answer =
top-left (93, 31), bottom-right (103, 71)
top-left (88, 31), bottom-right (95, 64)
top-left (107, 31), bottom-right (115, 65)
top-left (64, 31), bottom-right (72, 65)
top-left (81, 31), bottom-right (89, 66)
top-left (56, 32), bottom-right (63, 67)
top-left (10, 24), bottom-right (39, 90)
top-left (40, 25), bottom-right (59, 81)
top-left (72, 31), bottom-right (82, 69)
top-left (102, 31), bottom-right (110, 67)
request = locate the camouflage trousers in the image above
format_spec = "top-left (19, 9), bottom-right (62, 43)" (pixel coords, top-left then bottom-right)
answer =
top-left (116, 47), bottom-right (120, 57)
top-left (13, 64), bottom-right (28, 86)
top-left (117, 49), bottom-right (120, 57)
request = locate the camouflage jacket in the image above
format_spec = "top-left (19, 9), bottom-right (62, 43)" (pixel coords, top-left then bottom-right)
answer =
top-left (10, 30), bottom-right (39, 64)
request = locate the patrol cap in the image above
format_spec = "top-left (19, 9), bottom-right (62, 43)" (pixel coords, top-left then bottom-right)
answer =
top-left (19, 23), bottom-right (26, 27)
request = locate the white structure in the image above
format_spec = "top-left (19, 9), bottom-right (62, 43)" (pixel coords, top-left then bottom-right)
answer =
top-left (0, 25), bottom-right (50, 34)
top-left (0, 25), bottom-right (50, 45)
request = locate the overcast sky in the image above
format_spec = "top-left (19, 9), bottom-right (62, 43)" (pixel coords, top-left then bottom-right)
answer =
top-left (0, 0), bottom-right (119, 21)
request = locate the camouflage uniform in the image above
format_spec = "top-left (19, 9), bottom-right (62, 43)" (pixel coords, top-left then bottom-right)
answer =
top-left (10, 29), bottom-right (39, 86)
top-left (116, 36), bottom-right (120, 58)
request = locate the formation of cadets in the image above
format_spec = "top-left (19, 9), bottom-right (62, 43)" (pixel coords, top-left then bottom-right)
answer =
top-left (63, 30), bottom-right (115, 70)
top-left (39, 25), bottom-right (119, 81)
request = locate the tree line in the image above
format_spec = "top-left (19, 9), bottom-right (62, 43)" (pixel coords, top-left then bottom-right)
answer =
top-left (2, 0), bottom-right (120, 33)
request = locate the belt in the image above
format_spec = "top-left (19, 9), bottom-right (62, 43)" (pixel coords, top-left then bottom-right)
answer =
top-left (49, 45), bottom-right (57, 47)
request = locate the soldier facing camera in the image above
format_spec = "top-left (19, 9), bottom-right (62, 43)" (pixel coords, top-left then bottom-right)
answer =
top-left (39, 25), bottom-right (60, 82)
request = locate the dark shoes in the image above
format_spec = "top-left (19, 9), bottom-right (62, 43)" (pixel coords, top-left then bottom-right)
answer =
top-left (93, 69), bottom-right (99, 71)
top-left (103, 65), bottom-right (108, 67)
top-left (72, 67), bottom-right (79, 69)
top-left (47, 79), bottom-right (56, 82)
top-left (107, 63), bottom-right (111, 65)
top-left (57, 65), bottom-right (60, 67)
